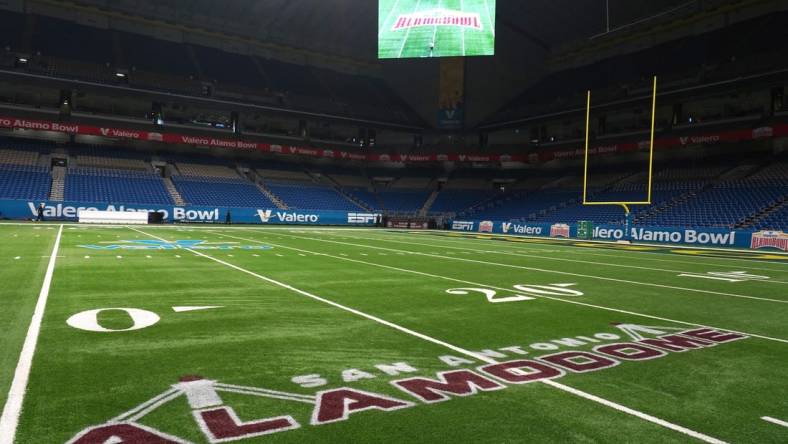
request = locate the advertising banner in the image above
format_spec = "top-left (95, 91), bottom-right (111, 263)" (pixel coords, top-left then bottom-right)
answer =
top-left (0, 115), bottom-right (784, 165)
top-left (448, 219), bottom-right (788, 251)
top-left (0, 199), bottom-right (380, 226)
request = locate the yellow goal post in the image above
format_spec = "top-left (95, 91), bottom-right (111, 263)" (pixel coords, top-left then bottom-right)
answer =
top-left (582, 76), bottom-right (658, 215)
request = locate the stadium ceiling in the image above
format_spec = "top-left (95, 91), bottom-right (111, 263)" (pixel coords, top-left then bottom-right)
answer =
top-left (58, 0), bottom-right (694, 61)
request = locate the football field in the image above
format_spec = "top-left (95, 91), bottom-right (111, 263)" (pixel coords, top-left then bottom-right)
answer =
top-left (1, 223), bottom-right (787, 443)
top-left (379, 0), bottom-right (496, 58)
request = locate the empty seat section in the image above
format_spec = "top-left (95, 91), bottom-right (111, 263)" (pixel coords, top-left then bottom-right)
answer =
top-left (65, 168), bottom-right (172, 204)
top-left (375, 189), bottom-right (429, 213)
top-left (266, 181), bottom-right (360, 211)
top-left (172, 176), bottom-right (275, 207)
top-left (0, 164), bottom-right (50, 200)
top-left (430, 189), bottom-right (497, 213)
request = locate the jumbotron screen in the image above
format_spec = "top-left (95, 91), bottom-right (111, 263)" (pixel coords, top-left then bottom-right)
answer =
top-left (378, 0), bottom-right (496, 59)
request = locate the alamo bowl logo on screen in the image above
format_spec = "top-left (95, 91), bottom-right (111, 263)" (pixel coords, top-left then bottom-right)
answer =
top-left (550, 224), bottom-right (570, 238)
top-left (392, 9), bottom-right (483, 31)
top-left (750, 230), bottom-right (788, 251)
top-left (478, 221), bottom-right (494, 233)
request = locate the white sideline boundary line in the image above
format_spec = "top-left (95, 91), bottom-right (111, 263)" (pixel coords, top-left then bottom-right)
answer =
top-left (0, 224), bottom-right (63, 444)
top-left (408, 229), bottom-right (788, 257)
top-left (128, 227), bottom-right (726, 443)
top-left (761, 416), bottom-right (788, 428)
top-left (252, 231), bottom-right (788, 305)
top-left (324, 231), bottom-right (788, 286)
top-left (3, 222), bottom-right (788, 258)
top-left (211, 231), bottom-right (788, 345)
top-left (371, 230), bottom-right (788, 273)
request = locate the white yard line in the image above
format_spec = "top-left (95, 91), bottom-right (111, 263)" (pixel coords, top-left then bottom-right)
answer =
top-left (324, 232), bottom-right (788, 285)
top-left (484, 0), bottom-right (495, 36)
top-left (0, 224), bottom-right (63, 444)
top-left (254, 231), bottom-right (788, 305)
top-left (129, 227), bottom-right (726, 443)
top-left (397, 0), bottom-right (422, 58)
top-left (209, 231), bottom-right (788, 345)
top-left (761, 416), bottom-right (788, 428)
top-left (379, 0), bottom-right (402, 37)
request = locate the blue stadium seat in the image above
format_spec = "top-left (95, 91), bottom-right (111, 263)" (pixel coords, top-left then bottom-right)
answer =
top-left (267, 181), bottom-right (361, 211)
top-left (172, 176), bottom-right (276, 208)
top-left (0, 164), bottom-right (50, 200)
top-left (65, 168), bottom-right (173, 205)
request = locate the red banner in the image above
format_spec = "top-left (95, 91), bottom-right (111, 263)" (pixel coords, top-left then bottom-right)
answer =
top-left (0, 116), bottom-right (784, 165)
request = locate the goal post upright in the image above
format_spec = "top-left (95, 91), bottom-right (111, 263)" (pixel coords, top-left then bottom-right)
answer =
top-left (582, 76), bottom-right (657, 211)
top-left (581, 76), bottom-right (658, 229)
top-left (646, 75), bottom-right (657, 204)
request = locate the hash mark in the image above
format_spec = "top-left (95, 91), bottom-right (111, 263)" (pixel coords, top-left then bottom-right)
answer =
top-left (762, 416), bottom-right (788, 428)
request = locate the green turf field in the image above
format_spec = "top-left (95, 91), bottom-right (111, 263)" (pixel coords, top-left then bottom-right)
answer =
top-left (1, 223), bottom-right (787, 443)
top-left (379, 0), bottom-right (496, 58)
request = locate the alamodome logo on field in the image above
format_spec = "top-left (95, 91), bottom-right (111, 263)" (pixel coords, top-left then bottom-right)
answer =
top-left (67, 324), bottom-right (746, 443)
top-left (77, 240), bottom-right (272, 251)
top-left (392, 9), bottom-right (483, 31)
top-left (750, 230), bottom-right (788, 251)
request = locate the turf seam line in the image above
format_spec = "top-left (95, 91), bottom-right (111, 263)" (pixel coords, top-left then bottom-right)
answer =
top-left (261, 231), bottom-right (788, 304)
top-left (212, 231), bottom-right (788, 345)
top-left (0, 224), bottom-right (63, 444)
top-left (326, 232), bottom-right (788, 286)
top-left (130, 227), bottom-right (727, 443)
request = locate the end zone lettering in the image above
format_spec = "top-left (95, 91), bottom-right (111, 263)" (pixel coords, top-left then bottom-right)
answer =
top-left (392, 9), bottom-right (483, 31)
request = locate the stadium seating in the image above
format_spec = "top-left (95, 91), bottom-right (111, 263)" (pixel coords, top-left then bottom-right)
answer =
top-left (374, 189), bottom-right (430, 213)
top-left (0, 164), bottom-right (51, 200)
top-left (171, 176), bottom-right (276, 208)
top-left (266, 181), bottom-right (361, 211)
top-left (755, 205), bottom-right (788, 231)
top-left (65, 168), bottom-right (172, 205)
top-left (344, 187), bottom-right (380, 210)
top-left (176, 163), bottom-right (241, 179)
top-left (430, 189), bottom-right (498, 214)
top-left (0, 149), bottom-right (39, 167)
top-left (0, 140), bottom-right (785, 232)
top-left (641, 183), bottom-right (786, 228)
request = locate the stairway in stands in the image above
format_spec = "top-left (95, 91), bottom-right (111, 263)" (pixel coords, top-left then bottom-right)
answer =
top-left (307, 171), bottom-right (371, 211)
top-left (162, 177), bottom-right (185, 206)
top-left (247, 170), bottom-right (288, 209)
top-left (49, 165), bottom-right (65, 201)
top-left (254, 182), bottom-right (288, 210)
top-left (735, 196), bottom-right (788, 229)
top-left (633, 188), bottom-right (703, 224)
top-left (419, 189), bottom-right (440, 216)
